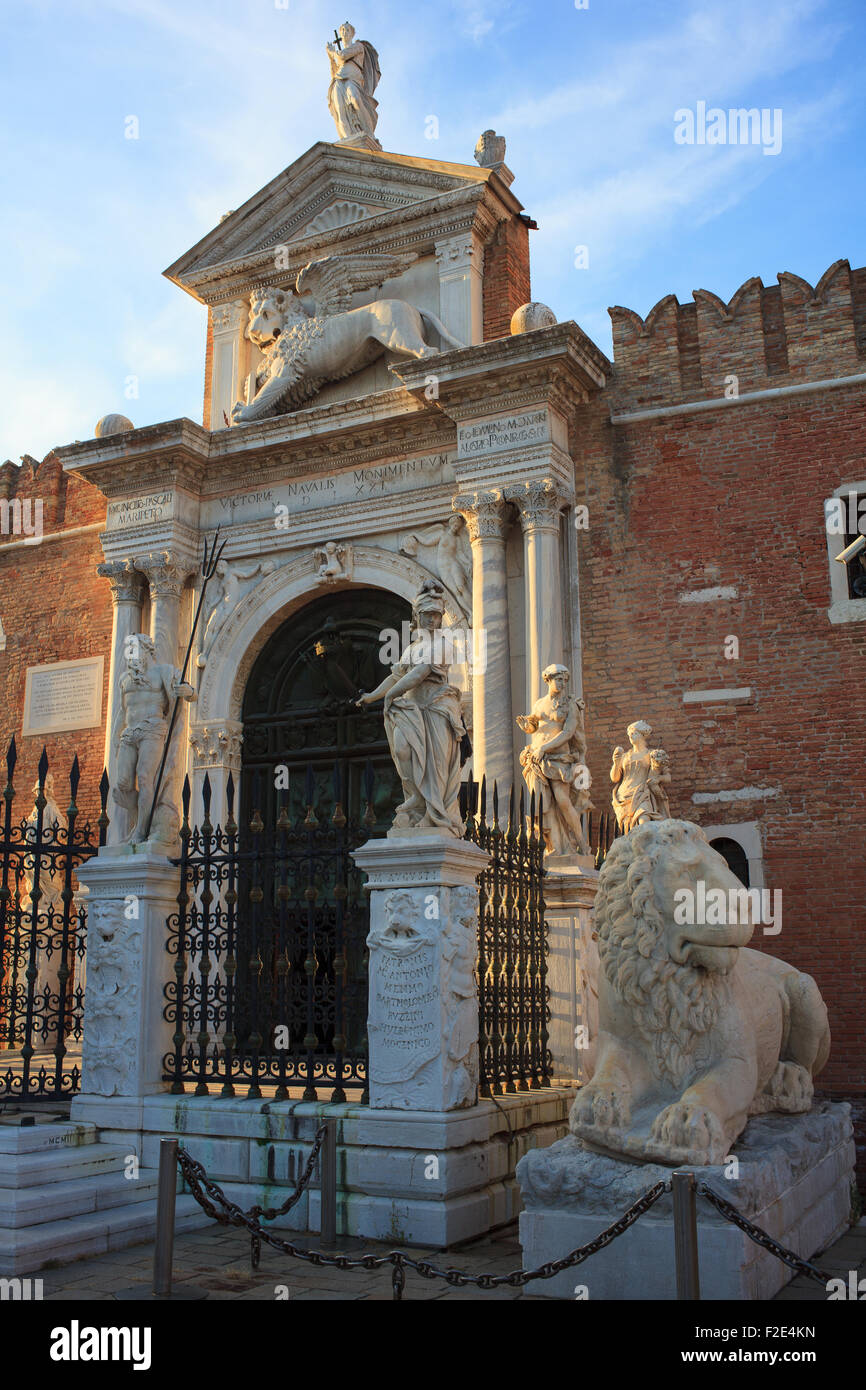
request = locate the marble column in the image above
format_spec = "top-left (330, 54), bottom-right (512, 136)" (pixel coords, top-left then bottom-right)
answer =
top-left (97, 559), bottom-right (145, 846)
top-left (509, 479), bottom-right (565, 708)
top-left (136, 550), bottom-right (190, 669)
top-left (452, 489), bottom-right (514, 800)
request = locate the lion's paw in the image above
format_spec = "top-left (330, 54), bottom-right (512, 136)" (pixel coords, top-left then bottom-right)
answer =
top-left (763, 1061), bottom-right (813, 1112)
top-left (650, 1100), bottom-right (727, 1164)
top-left (570, 1082), bottom-right (631, 1135)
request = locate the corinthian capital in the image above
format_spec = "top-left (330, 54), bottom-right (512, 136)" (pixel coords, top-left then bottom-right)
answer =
top-left (97, 558), bottom-right (144, 605)
top-left (135, 550), bottom-right (192, 599)
top-left (507, 478), bottom-right (564, 533)
top-left (452, 489), bottom-right (513, 543)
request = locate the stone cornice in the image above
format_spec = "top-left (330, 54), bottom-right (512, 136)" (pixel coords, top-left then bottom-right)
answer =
top-left (393, 322), bottom-right (610, 416)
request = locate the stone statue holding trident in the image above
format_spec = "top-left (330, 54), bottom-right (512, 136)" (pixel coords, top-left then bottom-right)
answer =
top-left (326, 21), bottom-right (381, 143)
top-left (112, 530), bottom-right (226, 848)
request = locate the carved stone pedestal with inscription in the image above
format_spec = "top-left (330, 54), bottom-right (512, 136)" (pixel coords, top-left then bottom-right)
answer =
top-left (71, 852), bottom-right (180, 1105)
top-left (353, 833), bottom-right (489, 1112)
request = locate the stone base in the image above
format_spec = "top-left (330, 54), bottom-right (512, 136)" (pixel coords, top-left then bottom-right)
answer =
top-left (0, 1119), bottom-right (208, 1277)
top-left (72, 1085), bottom-right (577, 1249)
top-left (517, 1103), bottom-right (855, 1300)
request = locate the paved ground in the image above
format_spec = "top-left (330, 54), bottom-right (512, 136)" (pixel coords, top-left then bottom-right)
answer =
top-left (33, 1217), bottom-right (866, 1302)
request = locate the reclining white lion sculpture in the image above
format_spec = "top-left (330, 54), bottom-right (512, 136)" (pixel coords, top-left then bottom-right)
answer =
top-left (570, 819), bottom-right (830, 1166)
top-left (231, 252), bottom-right (463, 423)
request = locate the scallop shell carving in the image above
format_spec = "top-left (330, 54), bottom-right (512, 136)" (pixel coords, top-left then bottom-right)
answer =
top-left (306, 201), bottom-right (371, 234)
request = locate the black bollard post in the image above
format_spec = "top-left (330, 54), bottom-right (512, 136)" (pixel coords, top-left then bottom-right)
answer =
top-left (672, 1169), bottom-right (701, 1300)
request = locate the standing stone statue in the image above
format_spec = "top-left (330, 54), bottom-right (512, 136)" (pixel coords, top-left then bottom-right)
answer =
top-left (113, 634), bottom-right (195, 847)
top-left (400, 516), bottom-right (473, 618)
top-left (610, 719), bottom-right (671, 832)
top-left (516, 664), bottom-right (591, 856)
top-left (356, 581), bottom-right (465, 834)
top-left (326, 22), bottom-right (381, 144)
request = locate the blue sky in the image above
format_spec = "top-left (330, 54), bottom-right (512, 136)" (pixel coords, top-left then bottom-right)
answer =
top-left (1, 0), bottom-right (864, 463)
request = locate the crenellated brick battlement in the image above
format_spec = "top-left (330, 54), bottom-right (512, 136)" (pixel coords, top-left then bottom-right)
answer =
top-left (0, 452), bottom-right (105, 533)
top-left (608, 258), bottom-right (866, 411)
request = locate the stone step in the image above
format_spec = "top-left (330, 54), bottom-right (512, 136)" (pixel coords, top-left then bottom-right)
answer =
top-left (0, 1195), bottom-right (211, 1278)
top-left (0, 1167), bottom-right (161, 1228)
top-left (0, 1144), bottom-right (132, 1189)
top-left (0, 1122), bottom-right (97, 1156)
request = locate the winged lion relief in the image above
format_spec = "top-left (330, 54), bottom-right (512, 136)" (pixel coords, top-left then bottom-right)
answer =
top-left (230, 252), bottom-right (464, 424)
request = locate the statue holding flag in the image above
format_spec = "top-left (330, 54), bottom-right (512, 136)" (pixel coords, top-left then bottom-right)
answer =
top-left (326, 22), bottom-right (381, 144)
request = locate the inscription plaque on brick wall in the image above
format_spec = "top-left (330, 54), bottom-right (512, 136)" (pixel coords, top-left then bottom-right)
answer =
top-left (22, 656), bottom-right (104, 736)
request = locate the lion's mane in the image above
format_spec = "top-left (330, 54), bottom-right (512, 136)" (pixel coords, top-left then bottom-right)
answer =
top-left (594, 820), bottom-right (730, 1087)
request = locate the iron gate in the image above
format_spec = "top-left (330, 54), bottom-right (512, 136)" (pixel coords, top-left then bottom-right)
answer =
top-left (164, 766), bottom-right (553, 1101)
top-left (164, 765), bottom-right (375, 1101)
top-left (0, 738), bottom-right (106, 1101)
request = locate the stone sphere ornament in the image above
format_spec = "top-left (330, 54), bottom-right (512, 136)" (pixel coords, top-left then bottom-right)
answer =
top-left (94, 414), bottom-right (134, 438)
top-left (510, 302), bottom-right (558, 335)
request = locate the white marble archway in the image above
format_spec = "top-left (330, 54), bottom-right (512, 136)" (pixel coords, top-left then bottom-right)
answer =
top-left (186, 544), bottom-right (467, 825)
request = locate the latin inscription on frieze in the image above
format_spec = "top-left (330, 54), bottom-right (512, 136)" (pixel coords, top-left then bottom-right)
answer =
top-left (457, 410), bottom-right (548, 458)
top-left (201, 453), bottom-right (455, 529)
top-left (105, 492), bottom-right (174, 531)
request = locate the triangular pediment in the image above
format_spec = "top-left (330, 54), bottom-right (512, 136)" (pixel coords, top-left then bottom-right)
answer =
top-left (164, 141), bottom-right (520, 304)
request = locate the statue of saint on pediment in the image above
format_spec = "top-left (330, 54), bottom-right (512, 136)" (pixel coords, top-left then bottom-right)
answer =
top-left (326, 22), bottom-right (381, 145)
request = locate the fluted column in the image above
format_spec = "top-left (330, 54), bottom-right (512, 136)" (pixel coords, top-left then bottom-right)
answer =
top-left (509, 479), bottom-right (565, 707)
top-left (453, 489), bottom-right (514, 800)
top-left (136, 550), bottom-right (191, 669)
top-left (97, 559), bottom-right (145, 845)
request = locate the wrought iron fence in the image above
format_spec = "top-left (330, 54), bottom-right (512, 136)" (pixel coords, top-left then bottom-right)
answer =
top-left (462, 778), bottom-right (551, 1096)
top-left (0, 738), bottom-right (107, 1100)
top-left (164, 765), bottom-right (374, 1101)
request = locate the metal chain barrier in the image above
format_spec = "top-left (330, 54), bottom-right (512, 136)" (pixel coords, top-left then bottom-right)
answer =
top-left (177, 1145), bottom-right (668, 1299)
top-left (696, 1181), bottom-right (835, 1285)
top-left (247, 1122), bottom-right (328, 1222)
top-left (175, 1146), bottom-right (840, 1299)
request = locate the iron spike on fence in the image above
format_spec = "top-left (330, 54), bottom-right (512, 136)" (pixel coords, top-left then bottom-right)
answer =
top-left (362, 759), bottom-right (375, 827)
top-left (5, 734), bottom-right (17, 783)
top-left (332, 764), bottom-right (346, 827)
top-left (225, 771), bottom-right (237, 835)
top-left (143, 526), bottom-right (228, 842)
top-left (303, 763), bottom-right (319, 828)
top-left (98, 769), bottom-right (110, 845)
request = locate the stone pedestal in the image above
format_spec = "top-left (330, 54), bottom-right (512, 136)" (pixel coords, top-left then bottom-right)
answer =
top-left (544, 858), bottom-right (599, 1082)
top-left (517, 1104), bottom-right (855, 1300)
top-left (71, 851), bottom-right (180, 1109)
top-left (352, 833), bottom-right (490, 1112)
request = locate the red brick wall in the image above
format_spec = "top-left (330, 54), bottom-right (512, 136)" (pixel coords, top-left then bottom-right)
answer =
top-left (482, 216), bottom-right (531, 340)
top-left (0, 453), bottom-right (110, 823)
top-left (575, 260), bottom-right (866, 1180)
